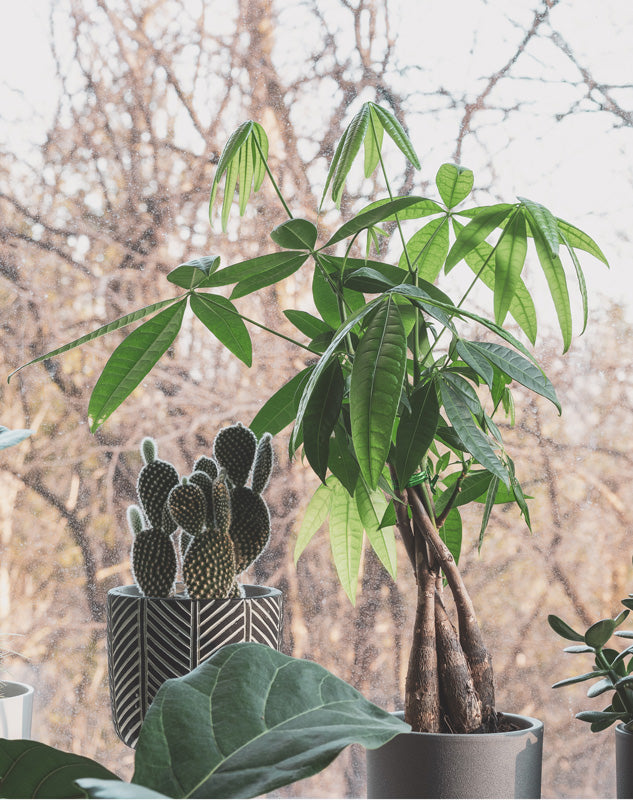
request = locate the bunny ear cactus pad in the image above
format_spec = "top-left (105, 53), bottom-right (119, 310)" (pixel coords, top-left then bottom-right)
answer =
top-left (137, 437), bottom-right (179, 532)
top-left (230, 486), bottom-right (271, 573)
top-left (252, 432), bottom-right (274, 494)
top-left (214, 422), bottom-right (257, 486)
top-left (128, 504), bottom-right (177, 597)
top-left (189, 470), bottom-right (215, 526)
top-left (193, 455), bottom-right (219, 482)
top-left (184, 528), bottom-right (237, 599)
top-left (168, 480), bottom-right (207, 536)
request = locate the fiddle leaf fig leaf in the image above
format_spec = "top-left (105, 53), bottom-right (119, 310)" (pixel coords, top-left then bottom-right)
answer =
top-left (436, 164), bottom-right (474, 209)
top-left (88, 299), bottom-right (187, 432)
top-left (133, 642), bottom-right (409, 799)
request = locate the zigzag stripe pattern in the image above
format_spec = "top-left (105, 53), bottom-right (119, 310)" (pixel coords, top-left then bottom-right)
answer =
top-left (107, 585), bottom-right (283, 748)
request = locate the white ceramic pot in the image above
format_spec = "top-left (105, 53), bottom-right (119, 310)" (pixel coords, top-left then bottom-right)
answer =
top-left (0, 681), bottom-right (34, 738)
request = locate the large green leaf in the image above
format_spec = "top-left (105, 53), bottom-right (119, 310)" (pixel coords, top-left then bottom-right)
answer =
top-left (204, 251), bottom-right (308, 289)
top-left (394, 381), bottom-right (440, 488)
top-left (8, 296), bottom-right (184, 384)
top-left (190, 293), bottom-right (252, 366)
top-left (328, 422), bottom-right (360, 496)
top-left (435, 164), bottom-right (473, 209)
top-left (294, 483), bottom-right (332, 562)
top-left (494, 210), bottom-right (528, 325)
top-left (284, 310), bottom-right (333, 339)
top-left (250, 367), bottom-right (313, 438)
top-left (439, 375), bottom-right (508, 485)
top-left (328, 478), bottom-right (364, 604)
top-left (350, 299), bottom-right (407, 489)
top-left (355, 480), bottom-right (397, 579)
top-left (303, 358), bottom-right (345, 482)
top-left (468, 341), bottom-right (560, 411)
top-left (133, 643), bottom-right (408, 799)
top-left (0, 426), bottom-right (33, 450)
top-left (0, 739), bottom-right (119, 798)
top-left (547, 614), bottom-right (585, 642)
top-left (519, 197), bottom-right (559, 257)
top-left (325, 197), bottom-right (426, 247)
top-left (231, 253), bottom-right (310, 299)
top-left (585, 619), bottom-right (617, 649)
top-left (398, 217), bottom-right (449, 283)
top-left (88, 300), bottom-right (187, 432)
top-left (312, 263), bottom-right (366, 328)
top-left (445, 204), bottom-right (515, 272)
top-left (167, 256), bottom-right (221, 289)
top-left (270, 219), bottom-right (318, 250)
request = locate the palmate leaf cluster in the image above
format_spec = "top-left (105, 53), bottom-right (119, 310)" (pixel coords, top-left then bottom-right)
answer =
top-left (9, 102), bottom-right (608, 603)
top-left (549, 592), bottom-right (633, 732)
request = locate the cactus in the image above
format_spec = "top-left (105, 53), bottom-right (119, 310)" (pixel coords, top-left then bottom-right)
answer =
top-left (127, 423), bottom-right (273, 600)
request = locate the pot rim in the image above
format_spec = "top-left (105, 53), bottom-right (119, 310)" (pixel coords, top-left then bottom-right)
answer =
top-left (107, 583), bottom-right (282, 600)
top-left (0, 681), bottom-right (34, 699)
top-left (389, 710), bottom-right (543, 739)
top-left (616, 722), bottom-right (633, 735)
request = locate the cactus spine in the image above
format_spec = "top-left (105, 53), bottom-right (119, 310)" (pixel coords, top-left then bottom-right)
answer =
top-left (127, 423), bottom-right (273, 600)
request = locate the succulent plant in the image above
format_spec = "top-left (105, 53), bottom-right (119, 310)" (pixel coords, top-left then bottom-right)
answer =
top-left (127, 424), bottom-right (273, 599)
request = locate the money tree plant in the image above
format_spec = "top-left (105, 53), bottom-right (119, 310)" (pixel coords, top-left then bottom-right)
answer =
top-left (549, 590), bottom-right (633, 732)
top-left (9, 102), bottom-right (608, 733)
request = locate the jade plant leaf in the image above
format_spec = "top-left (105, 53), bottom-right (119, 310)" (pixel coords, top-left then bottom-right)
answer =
top-left (0, 739), bottom-right (119, 799)
top-left (132, 642), bottom-right (409, 799)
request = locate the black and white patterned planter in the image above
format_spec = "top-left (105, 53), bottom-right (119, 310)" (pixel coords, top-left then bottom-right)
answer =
top-left (106, 584), bottom-right (283, 747)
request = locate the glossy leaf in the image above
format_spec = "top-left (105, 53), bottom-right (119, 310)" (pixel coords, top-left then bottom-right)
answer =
top-left (250, 367), bottom-right (313, 438)
top-left (527, 213), bottom-right (572, 352)
top-left (439, 376), bottom-right (508, 485)
top-left (204, 250), bottom-right (308, 288)
top-left (325, 197), bottom-right (427, 247)
top-left (328, 478), bottom-right (364, 604)
top-left (312, 264), bottom-right (366, 329)
top-left (469, 341), bottom-right (560, 411)
top-left (355, 480), bottom-right (397, 579)
top-left (167, 256), bottom-right (221, 289)
top-left (133, 643), bottom-right (409, 799)
top-left (0, 739), bottom-right (119, 799)
top-left (519, 197), bottom-right (559, 257)
top-left (88, 300), bottom-right (187, 432)
top-left (294, 483), bottom-right (332, 563)
top-left (455, 340), bottom-right (494, 388)
top-left (0, 426), bottom-right (33, 450)
top-left (284, 310), bottom-right (332, 339)
top-left (361, 196), bottom-right (442, 222)
top-left (303, 358), bottom-right (345, 481)
top-left (548, 614), bottom-right (585, 642)
top-left (8, 296), bottom-right (184, 383)
top-left (231, 253), bottom-right (310, 299)
top-left (494, 210), bottom-right (527, 325)
top-left (328, 423), bottom-right (360, 496)
top-left (436, 164), bottom-right (473, 209)
top-left (445, 204), bottom-right (514, 272)
top-left (585, 618), bottom-right (617, 649)
top-left (190, 293), bottom-right (252, 366)
top-left (394, 381), bottom-right (440, 488)
top-left (350, 299), bottom-right (407, 489)
top-left (271, 218), bottom-right (318, 250)
top-left (399, 217), bottom-right (449, 283)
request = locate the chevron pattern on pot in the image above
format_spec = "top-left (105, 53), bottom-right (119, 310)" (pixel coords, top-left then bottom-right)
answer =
top-left (107, 584), bottom-right (283, 748)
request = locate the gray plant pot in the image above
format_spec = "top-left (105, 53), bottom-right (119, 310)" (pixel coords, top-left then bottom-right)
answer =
top-left (0, 681), bottom-right (33, 739)
top-left (106, 583), bottom-right (283, 748)
top-left (616, 723), bottom-right (633, 798)
top-left (366, 712), bottom-right (543, 799)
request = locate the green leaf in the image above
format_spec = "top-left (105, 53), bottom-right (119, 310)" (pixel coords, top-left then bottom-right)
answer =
top-left (271, 219), bottom-right (318, 250)
top-left (455, 340), bottom-right (494, 388)
top-left (231, 253), bottom-right (310, 299)
top-left (576, 710), bottom-right (622, 729)
top-left (552, 671), bottom-right (608, 688)
top-left (560, 229), bottom-right (589, 335)
top-left (525, 212), bottom-right (572, 352)
top-left (312, 264), bottom-right (366, 329)
top-left (445, 204), bottom-right (515, 272)
top-left (88, 300), bottom-right (187, 432)
top-left (436, 164), bottom-right (473, 209)
top-left (494, 211), bottom-right (528, 325)
top-left (133, 642), bottom-right (409, 799)
top-left (303, 359), bottom-right (345, 482)
top-left (350, 299), bottom-right (407, 489)
top-left (294, 483), bottom-right (332, 563)
top-left (326, 103), bottom-right (371, 208)
top-left (203, 251), bottom-right (308, 288)
top-left (435, 471), bottom-right (491, 516)
top-left (548, 614), bottom-right (585, 642)
top-left (76, 779), bottom-right (169, 798)
top-left (587, 677), bottom-right (615, 698)
top-left (0, 427), bottom-right (33, 450)
top-left (439, 376), bottom-right (508, 485)
top-left (394, 381), bottom-right (440, 488)
top-left (284, 310), bottom-right (332, 339)
top-left (325, 197), bottom-right (427, 248)
top-left (519, 197), bottom-right (559, 257)
top-left (361, 196), bottom-right (442, 222)
top-left (328, 423), bottom-right (360, 496)
top-left (585, 619), bottom-right (617, 649)
top-left (167, 256), bottom-right (221, 289)
top-left (555, 218), bottom-right (609, 265)
top-left (370, 104), bottom-right (420, 170)
top-left (329, 478), bottom-right (364, 604)
top-left (237, 133), bottom-right (254, 215)
top-left (8, 297), bottom-right (184, 384)
top-left (355, 480), bottom-right (397, 579)
top-left (364, 106), bottom-right (384, 177)
top-left (439, 507), bottom-right (462, 564)
top-left (250, 367), bottom-right (313, 438)
top-left (399, 217), bottom-right (449, 283)
top-left (478, 475), bottom-right (499, 552)
top-left (0, 739), bottom-right (119, 798)
top-left (468, 341), bottom-right (560, 412)
top-left (563, 645), bottom-right (595, 654)
top-left (190, 293), bottom-right (252, 366)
